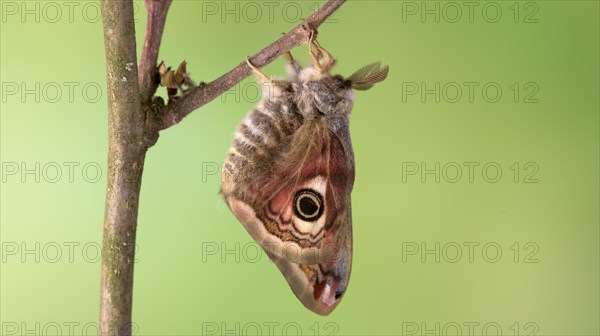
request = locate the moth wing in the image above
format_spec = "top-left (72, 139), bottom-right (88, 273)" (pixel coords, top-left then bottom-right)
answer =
top-left (267, 203), bottom-right (352, 316)
top-left (226, 122), bottom-right (354, 264)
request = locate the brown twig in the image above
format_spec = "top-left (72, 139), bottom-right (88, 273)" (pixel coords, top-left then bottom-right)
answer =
top-left (160, 0), bottom-right (346, 130)
top-left (138, 0), bottom-right (173, 102)
top-left (99, 1), bottom-right (147, 335)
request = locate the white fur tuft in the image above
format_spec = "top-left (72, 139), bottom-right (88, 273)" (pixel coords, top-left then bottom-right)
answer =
top-left (299, 67), bottom-right (326, 82)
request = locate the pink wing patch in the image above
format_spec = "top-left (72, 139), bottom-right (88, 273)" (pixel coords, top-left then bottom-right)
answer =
top-left (242, 127), bottom-right (353, 264)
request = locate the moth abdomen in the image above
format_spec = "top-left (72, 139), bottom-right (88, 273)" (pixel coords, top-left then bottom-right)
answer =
top-left (262, 99), bottom-right (304, 136)
top-left (243, 109), bottom-right (283, 148)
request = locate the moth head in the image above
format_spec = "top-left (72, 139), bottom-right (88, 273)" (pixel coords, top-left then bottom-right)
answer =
top-left (311, 62), bottom-right (389, 115)
top-left (300, 74), bottom-right (356, 116)
top-left (299, 60), bottom-right (388, 116)
top-left (345, 62), bottom-right (389, 91)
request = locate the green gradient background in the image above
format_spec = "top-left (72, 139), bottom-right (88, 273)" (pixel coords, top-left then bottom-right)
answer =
top-left (1, 1), bottom-right (598, 335)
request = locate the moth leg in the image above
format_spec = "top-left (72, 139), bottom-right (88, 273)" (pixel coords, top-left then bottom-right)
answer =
top-left (246, 57), bottom-right (271, 82)
top-left (284, 51), bottom-right (303, 79)
top-left (246, 57), bottom-right (290, 98)
top-left (313, 39), bottom-right (336, 72)
top-left (308, 31), bottom-right (324, 71)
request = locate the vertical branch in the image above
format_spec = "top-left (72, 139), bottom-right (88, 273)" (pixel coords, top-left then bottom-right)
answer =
top-left (99, 0), bottom-right (147, 334)
top-left (139, 0), bottom-right (173, 102)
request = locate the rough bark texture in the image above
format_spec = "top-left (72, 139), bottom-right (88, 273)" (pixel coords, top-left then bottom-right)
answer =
top-left (98, 0), bottom-right (346, 334)
top-left (99, 1), bottom-right (147, 335)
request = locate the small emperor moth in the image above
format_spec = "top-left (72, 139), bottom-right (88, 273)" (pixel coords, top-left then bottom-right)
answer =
top-left (221, 36), bottom-right (388, 315)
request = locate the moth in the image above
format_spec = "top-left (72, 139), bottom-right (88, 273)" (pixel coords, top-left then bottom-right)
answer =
top-left (221, 36), bottom-right (388, 315)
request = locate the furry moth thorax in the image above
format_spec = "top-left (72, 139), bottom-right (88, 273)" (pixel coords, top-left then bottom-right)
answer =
top-left (294, 70), bottom-right (356, 117)
top-left (221, 38), bottom-right (388, 315)
top-left (266, 47), bottom-right (388, 119)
